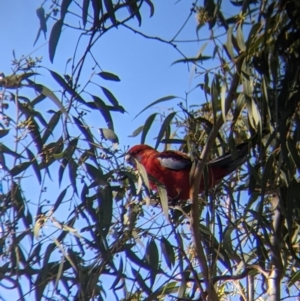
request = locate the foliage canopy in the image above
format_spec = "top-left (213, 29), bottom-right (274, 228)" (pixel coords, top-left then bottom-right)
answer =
top-left (1, 0), bottom-right (300, 300)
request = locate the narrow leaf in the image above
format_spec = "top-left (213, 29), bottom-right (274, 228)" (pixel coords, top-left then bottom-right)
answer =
top-left (172, 56), bottom-right (211, 65)
top-left (60, 0), bottom-right (72, 19)
top-left (49, 19), bottom-right (63, 63)
top-left (236, 24), bottom-right (246, 52)
top-left (98, 72), bottom-right (120, 82)
top-left (82, 0), bottom-right (90, 27)
top-left (92, 95), bottom-right (114, 130)
top-left (141, 113), bottom-right (157, 144)
top-left (226, 26), bottom-right (235, 60)
top-left (53, 187), bottom-right (68, 212)
top-left (104, 0), bottom-right (116, 26)
top-left (154, 112), bottom-right (177, 149)
top-left (134, 95), bottom-right (177, 119)
top-left (26, 148), bottom-right (41, 184)
top-left (221, 81), bottom-right (227, 122)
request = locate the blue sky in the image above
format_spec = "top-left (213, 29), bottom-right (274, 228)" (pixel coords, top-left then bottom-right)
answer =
top-left (0, 0), bottom-right (210, 148)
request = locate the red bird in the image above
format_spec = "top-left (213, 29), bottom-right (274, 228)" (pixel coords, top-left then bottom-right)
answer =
top-left (125, 144), bottom-right (247, 201)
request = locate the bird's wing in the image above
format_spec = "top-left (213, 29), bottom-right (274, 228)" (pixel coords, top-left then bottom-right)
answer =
top-left (208, 143), bottom-right (248, 171)
top-left (156, 151), bottom-right (192, 170)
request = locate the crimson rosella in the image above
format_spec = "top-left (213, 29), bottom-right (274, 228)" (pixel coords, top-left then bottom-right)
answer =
top-left (125, 143), bottom-right (248, 201)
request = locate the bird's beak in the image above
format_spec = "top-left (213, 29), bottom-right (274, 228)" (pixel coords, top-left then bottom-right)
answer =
top-left (125, 153), bottom-right (137, 168)
top-left (124, 153), bottom-right (130, 163)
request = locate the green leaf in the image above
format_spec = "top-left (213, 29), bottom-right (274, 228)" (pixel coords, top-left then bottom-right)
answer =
top-left (36, 7), bottom-right (47, 34)
top-left (128, 125), bottom-right (144, 137)
top-left (42, 111), bottom-right (61, 144)
top-left (141, 113), bottom-right (157, 144)
top-left (131, 267), bottom-right (152, 295)
top-left (91, 0), bottom-right (102, 27)
top-left (135, 159), bottom-right (150, 190)
top-left (233, 93), bottom-right (245, 120)
top-left (98, 72), bottom-right (120, 82)
top-left (68, 158), bottom-right (78, 194)
top-left (26, 148), bottom-right (41, 184)
top-left (49, 69), bottom-right (86, 104)
top-left (160, 237), bottom-right (175, 269)
top-left (144, 0), bottom-right (155, 17)
top-left (125, 249), bottom-right (153, 271)
top-left (288, 270), bottom-right (300, 287)
top-left (101, 86), bottom-right (125, 112)
top-left (92, 95), bottom-right (114, 130)
top-left (145, 239), bottom-right (159, 286)
top-left (157, 185), bottom-right (169, 219)
top-left (10, 162), bottom-right (31, 177)
top-left (99, 128), bottom-right (119, 144)
top-left (0, 129), bottom-right (9, 138)
top-left (53, 187), bottom-right (68, 213)
top-left (134, 95), bottom-right (177, 119)
top-left (160, 138), bottom-right (186, 145)
top-left (97, 186), bottom-right (113, 237)
top-left (221, 81), bottom-right (227, 122)
top-left (226, 26), bottom-right (235, 60)
top-left (104, 0), bottom-right (116, 26)
top-left (0, 144), bottom-right (24, 159)
top-left (154, 112), bottom-right (177, 149)
top-left (145, 239), bottom-right (159, 269)
top-left (60, 0), bottom-right (72, 19)
top-left (49, 19), bottom-right (63, 63)
top-left (245, 22), bottom-right (262, 49)
top-left (172, 56), bottom-right (211, 65)
top-left (82, 0), bottom-right (90, 27)
top-left (31, 83), bottom-right (71, 121)
top-left (236, 24), bottom-right (246, 52)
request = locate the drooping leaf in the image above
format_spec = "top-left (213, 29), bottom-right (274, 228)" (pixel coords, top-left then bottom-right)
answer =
top-left (91, 0), bottom-right (102, 27)
top-left (144, 0), bottom-right (155, 17)
top-left (154, 112), bottom-right (177, 149)
top-left (0, 129), bottom-right (9, 138)
top-left (221, 81), bottom-right (227, 122)
top-left (36, 7), bottom-right (47, 35)
top-left (10, 162), bottom-right (31, 177)
top-left (157, 185), bottom-right (169, 219)
top-left (172, 56), bottom-right (212, 65)
top-left (99, 128), bottom-right (119, 144)
top-left (26, 148), bottom-right (41, 184)
top-left (104, 0), bottom-right (116, 26)
top-left (97, 186), bottom-right (113, 237)
top-left (226, 26), bottom-right (235, 60)
top-left (29, 82), bottom-right (71, 121)
top-left (131, 267), bottom-right (152, 295)
top-left (60, 0), bottom-right (72, 19)
top-left (98, 72), bottom-right (120, 82)
top-left (145, 239), bottom-right (159, 286)
top-left (53, 187), bottom-right (68, 213)
top-left (160, 237), bottom-right (175, 269)
top-left (141, 113), bottom-right (157, 144)
top-left (49, 19), bottom-right (63, 63)
top-left (101, 86), bottom-right (125, 113)
top-left (82, 0), bottom-right (90, 27)
top-left (128, 125), bottom-right (144, 137)
top-left (92, 95), bottom-right (114, 130)
top-left (42, 111), bottom-right (61, 144)
top-left (236, 23), bottom-right (246, 52)
top-left (48, 70), bottom-right (86, 104)
top-left (134, 95), bottom-right (177, 119)
top-left (68, 158), bottom-right (78, 194)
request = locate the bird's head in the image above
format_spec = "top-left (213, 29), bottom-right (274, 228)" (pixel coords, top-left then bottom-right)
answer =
top-left (125, 144), bottom-right (155, 167)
